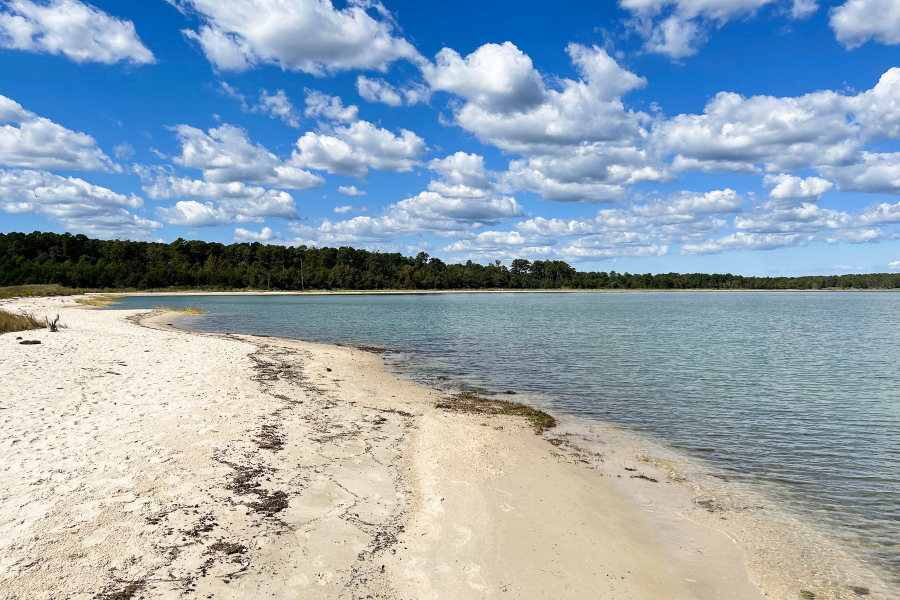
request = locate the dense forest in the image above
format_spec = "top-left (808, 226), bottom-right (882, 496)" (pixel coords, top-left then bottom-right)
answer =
top-left (2, 231), bottom-right (900, 291)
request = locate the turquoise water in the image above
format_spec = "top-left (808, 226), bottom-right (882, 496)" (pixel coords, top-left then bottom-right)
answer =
top-left (113, 292), bottom-right (899, 581)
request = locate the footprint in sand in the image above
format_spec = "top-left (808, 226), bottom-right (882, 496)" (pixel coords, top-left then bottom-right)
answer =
top-left (463, 563), bottom-right (487, 592)
top-left (82, 528), bottom-right (108, 547)
top-left (452, 525), bottom-right (472, 547)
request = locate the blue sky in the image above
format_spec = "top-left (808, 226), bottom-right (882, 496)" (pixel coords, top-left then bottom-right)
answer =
top-left (2, 0), bottom-right (900, 276)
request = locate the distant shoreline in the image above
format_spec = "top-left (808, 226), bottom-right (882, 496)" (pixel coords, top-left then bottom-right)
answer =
top-left (5, 284), bottom-right (900, 303)
top-left (5, 232), bottom-right (900, 296)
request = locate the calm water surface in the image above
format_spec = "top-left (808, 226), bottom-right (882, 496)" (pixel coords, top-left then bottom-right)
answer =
top-left (114, 292), bottom-right (899, 580)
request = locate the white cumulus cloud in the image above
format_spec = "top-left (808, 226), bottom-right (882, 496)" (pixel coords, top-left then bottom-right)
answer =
top-left (0, 94), bottom-right (118, 172)
top-left (619, 0), bottom-right (780, 59)
top-left (434, 43), bottom-right (647, 156)
top-left (290, 191), bottom-right (524, 247)
top-left (289, 153), bottom-right (524, 247)
top-left (791, 0), bottom-right (819, 19)
top-left (173, 0), bottom-right (420, 75)
top-left (156, 201), bottom-right (231, 227)
top-left (682, 232), bottom-right (804, 254)
top-left (645, 16), bottom-right (702, 59)
top-left (235, 226), bottom-right (278, 241)
top-left (218, 83), bottom-right (302, 127)
top-left (337, 185), bottom-right (366, 196)
top-left (304, 91), bottom-right (359, 123)
top-left (764, 173), bottom-right (833, 203)
top-left (257, 89), bottom-right (301, 128)
top-left (423, 42), bottom-right (546, 113)
top-left (0, 168), bottom-right (160, 238)
top-left (0, 0), bottom-right (154, 65)
top-left (171, 123), bottom-right (323, 189)
top-left (356, 76), bottom-right (429, 107)
top-left (830, 0), bottom-right (900, 49)
top-left (135, 166), bottom-right (300, 225)
top-left (819, 152), bottom-right (900, 195)
top-left (652, 68), bottom-right (900, 175)
top-left (290, 119), bottom-right (426, 178)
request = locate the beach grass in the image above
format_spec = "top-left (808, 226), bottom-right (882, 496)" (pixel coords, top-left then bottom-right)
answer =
top-left (74, 295), bottom-right (122, 308)
top-left (0, 284), bottom-right (86, 299)
top-left (155, 305), bottom-right (207, 315)
top-left (0, 309), bottom-right (44, 334)
top-left (437, 391), bottom-right (557, 433)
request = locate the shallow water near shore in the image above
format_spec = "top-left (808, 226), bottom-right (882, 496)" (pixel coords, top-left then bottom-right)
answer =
top-left (112, 291), bottom-right (899, 586)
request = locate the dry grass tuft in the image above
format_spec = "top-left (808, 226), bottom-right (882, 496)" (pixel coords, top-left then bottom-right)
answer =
top-left (436, 391), bottom-right (557, 433)
top-left (74, 294), bottom-right (121, 308)
top-left (155, 305), bottom-right (206, 315)
top-left (0, 309), bottom-right (44, 334)
top-left (0, 284), bottom-right (83, 299)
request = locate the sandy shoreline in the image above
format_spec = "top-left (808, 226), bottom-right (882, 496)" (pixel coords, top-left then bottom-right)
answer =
top-left (0, 297), bottom-right (893, 599)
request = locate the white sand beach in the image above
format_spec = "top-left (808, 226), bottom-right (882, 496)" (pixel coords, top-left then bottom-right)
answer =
top-left (0, 297), bottom-right (891, 599)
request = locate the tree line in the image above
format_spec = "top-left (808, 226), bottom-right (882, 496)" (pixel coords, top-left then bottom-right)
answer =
top-left (2, 231), bottom-right (899, 291)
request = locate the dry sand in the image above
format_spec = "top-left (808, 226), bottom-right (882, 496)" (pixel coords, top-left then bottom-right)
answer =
top-left (0, 297), bottom-right (888, 599)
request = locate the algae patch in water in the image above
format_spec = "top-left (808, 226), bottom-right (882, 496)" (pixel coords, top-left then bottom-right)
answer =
top-left (436, 391), bottom-right (557, 433)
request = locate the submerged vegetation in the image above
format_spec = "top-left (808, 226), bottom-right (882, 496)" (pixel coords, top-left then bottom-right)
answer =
top-left (0, 309), bottom-right (43, 334)
top-left (74, 294), bottom-right (121, 308)
top-left (696, 498), bottom-right (723, 513)
top-left (155, 305), bottom-right (206, 315)
top-left (437, 391), bottom-right (557, 433)
top-left (4, 231), bottom-right (900, 291)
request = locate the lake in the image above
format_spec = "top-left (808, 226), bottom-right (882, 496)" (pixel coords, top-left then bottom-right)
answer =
top-left (112, 291), bottom-right (899, 583)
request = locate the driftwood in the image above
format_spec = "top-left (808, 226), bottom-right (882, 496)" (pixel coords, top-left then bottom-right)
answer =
top-left (46, 314), bottom-right (60, 332)
top-left (20, 340), bottom-right (41, 345)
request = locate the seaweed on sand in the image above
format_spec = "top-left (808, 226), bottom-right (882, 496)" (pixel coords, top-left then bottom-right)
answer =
top-left (253, 424), bottom-right (284, 451)
top-left (209, 541), bottom-right (247, 555)
top-left (248, 490), bottom-right (290, 515)
top-left (94, 580), bottom-right (145, 600)
top-left (218, 459), bottom-right (291, 516)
